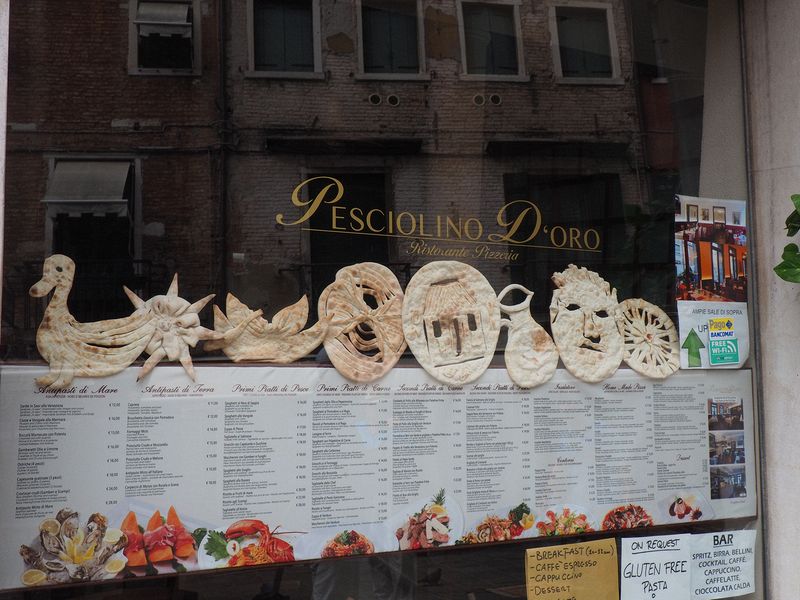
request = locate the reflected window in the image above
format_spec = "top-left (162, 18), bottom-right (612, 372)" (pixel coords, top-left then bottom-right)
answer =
top-left (361, 0), bottom-right (421, 74)
top-left (460, 2), bottom-right (521, 76)
top-left (551, 3), bottom-right (618, 80)
top-left (253, 0), bottom-right (316, 72)
top-left (132, 1), bottom-right (197, 72)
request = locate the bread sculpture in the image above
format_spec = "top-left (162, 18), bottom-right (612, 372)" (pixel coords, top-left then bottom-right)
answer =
top-left (30, 256), bottom-right (683, 388)
top-left (619, 298), bottom-right (680, 378)
top-left (498, 284), bottom-right (558, 388)
top-left (402, 261), bottom-right (501, 385)
top-left (206, 294), bottom-right (328, 363)
top-left (30, 255), bottom-right (221, 389)
top-left (550, 265), bottom-right (624, 383)
top-left (318, 263), bottom-right (406, 383)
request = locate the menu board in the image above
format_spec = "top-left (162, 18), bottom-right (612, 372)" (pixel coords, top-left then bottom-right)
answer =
top-left (0, 365), bottom-right (756, 590)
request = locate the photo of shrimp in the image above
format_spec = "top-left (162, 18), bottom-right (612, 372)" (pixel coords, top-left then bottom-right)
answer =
top-left (535, 507), bottom-right (594, 536)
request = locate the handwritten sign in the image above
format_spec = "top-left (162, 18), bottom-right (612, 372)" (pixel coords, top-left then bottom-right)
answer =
top-left (525, 538), bottom-right (618, 600)
top-left (621, 534), bottom-right (691, 600)
top-left (690, 530), bottom-right (756, 599)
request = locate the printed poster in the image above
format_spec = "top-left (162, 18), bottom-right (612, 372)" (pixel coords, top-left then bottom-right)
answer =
top-left (0, 366), bottom-right (757, 591)
top-left (675, 195), bottom-right (749, 369)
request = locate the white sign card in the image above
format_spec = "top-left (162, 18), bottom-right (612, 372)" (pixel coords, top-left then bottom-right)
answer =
top-left (690, 530), bottom-right (757, 599)
top-left (621, 534), bottom-right (691, 600)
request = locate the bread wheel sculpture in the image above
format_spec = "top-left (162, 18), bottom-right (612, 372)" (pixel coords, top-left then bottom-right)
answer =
top-left (619, 298), bottom-right (680, 378)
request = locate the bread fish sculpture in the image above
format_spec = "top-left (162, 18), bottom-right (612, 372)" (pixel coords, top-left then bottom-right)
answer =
top-left (29, 254), bottom-right (242, 389)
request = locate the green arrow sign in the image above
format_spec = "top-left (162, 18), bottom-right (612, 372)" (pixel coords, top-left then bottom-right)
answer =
top-left (681, 328), bottom-right (705, 368)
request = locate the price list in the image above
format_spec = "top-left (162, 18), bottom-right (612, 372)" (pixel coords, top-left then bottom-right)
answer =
top-left (532, 378), bottom-right (595, 508)
top-left (221, 383), bottom-right (312, 526)
top-left (594, 382), bottom-right (656, 505)
top-left (311, 383), bottom-right (391, 528)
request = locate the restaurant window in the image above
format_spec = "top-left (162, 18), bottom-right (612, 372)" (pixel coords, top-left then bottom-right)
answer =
top-left (550, 3), bottom-right (620, 81)
top-left (459, 1), bottom-right (523, 77)
top-left (1, 1), bottom-right (768, 598)
top-left (251, 0), bottom-right (319, 74)
top-left (130, 0), bottom-right (199, 74)
top-left (359, 0), bottom-right (422, 75)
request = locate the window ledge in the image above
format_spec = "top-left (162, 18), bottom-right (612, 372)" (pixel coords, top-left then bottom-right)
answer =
top-left (129, 68), bottom-right (201, 77)
top-left (354, 73), bottom-right (431, 82)
top-left (245, 70), bottom-right (326, 80)
top-left (459, 73), bottom-right (530, 83)
top-left (556, 76), bottom-right (625, 86)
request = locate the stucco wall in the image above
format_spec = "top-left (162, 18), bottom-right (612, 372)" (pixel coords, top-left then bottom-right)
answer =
top-left (743, 1), bottom-right (800, 598)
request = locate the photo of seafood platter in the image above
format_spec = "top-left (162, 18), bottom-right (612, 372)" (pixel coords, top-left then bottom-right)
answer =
top-left (395, 490), bottom-right (460, 550)
top-left (457, 503), bottom-right (534, 545)
top-left (535, 506), bottom-right (596, 536)
top-left (19, 508), bottom-right (128, 587)
top-left (197, 519), bottom-right (302, 568)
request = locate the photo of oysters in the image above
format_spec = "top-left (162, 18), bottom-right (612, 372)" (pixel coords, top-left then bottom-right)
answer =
top-left (19, 508), bottom-right (128, 586)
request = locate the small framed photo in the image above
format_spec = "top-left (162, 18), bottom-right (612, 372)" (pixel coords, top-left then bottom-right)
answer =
top-left (732, 210), bottom-right (742, 225)
top-left (687, 204), bottom-right (698, 222)
top-left (701, 207), bottom-right (710, 222)
top-left (713, 206), bottom-right (726, 223)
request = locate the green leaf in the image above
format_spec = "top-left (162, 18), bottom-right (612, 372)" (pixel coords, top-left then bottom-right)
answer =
top-left (782, 243), bottom-right (800, 263)
top-left (786, 210), bottom-right (800, 236)
top-left (509, 502), bottom-right (531, 524)
top-left (191, 528), bottom-right (207, 548)
top-left (775, 243), bottom-right (800, 282)
top-left (203, 530), bottom-right (231, 561)
top-left (172, 559), bottom-right (187, 573)
top-left (791, 194), bottom-right (800, 213)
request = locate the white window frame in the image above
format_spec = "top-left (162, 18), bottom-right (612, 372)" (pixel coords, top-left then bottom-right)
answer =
top-left (246, 0), bottom-right (324, 80)
top-left (456, 0), bottom-right (528, 82)
top-left (128, 0), bottom-right (202, 76)
top-left (548, 1), bottom-right (623, 85)
top-left (355, 0), bottom-right (429, 81)
top-left (42, 155), bottom-right (143, 260)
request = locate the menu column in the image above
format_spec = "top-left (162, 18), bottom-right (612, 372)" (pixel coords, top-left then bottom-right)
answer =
top-left (594, 381), bottom-right (656, 505)
top-left (311, 383), bottom-right (390, 529)
top-left (532, 379), bottom-right (594, 508)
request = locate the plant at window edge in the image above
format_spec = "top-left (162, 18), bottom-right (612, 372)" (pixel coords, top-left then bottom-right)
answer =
top-left (774, 194), bottom-right (800, 282)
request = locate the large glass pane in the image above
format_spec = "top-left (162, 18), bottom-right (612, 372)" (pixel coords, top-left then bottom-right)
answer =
top-left (0, 1), bottom-right (765, 599)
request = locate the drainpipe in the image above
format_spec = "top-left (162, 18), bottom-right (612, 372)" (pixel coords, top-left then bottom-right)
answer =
top-left (217, 0), bottom-right (228, 299)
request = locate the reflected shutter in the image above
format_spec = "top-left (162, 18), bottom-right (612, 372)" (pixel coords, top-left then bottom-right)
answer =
top-left (363, 5), bottom-right (391, 72)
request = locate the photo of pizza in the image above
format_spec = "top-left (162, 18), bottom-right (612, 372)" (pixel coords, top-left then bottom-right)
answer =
top-left (601, 504), bottom-right (654, 530)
